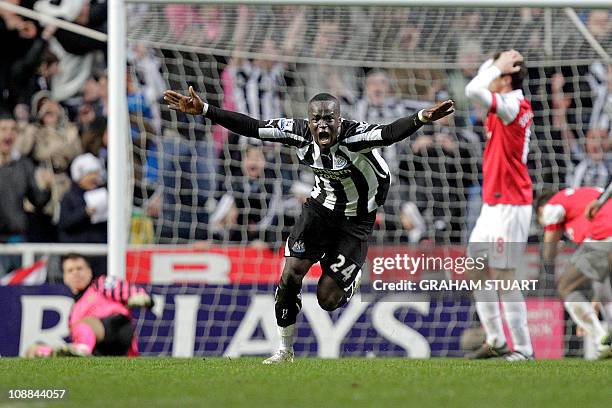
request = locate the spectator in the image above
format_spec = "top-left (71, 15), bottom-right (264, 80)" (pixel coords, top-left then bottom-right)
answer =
top-left (567, 128), bottom-right (611, 189)
top-left (128, 42), bottom-right (166, 132)
top-left (74, 76), bottom-right (104, 132)
top-left (348, 69), bottom-right (429, 166)
top-left (298, 19), bottom-right (358, 110)
top-left (32, 0), bottom-right (106, 104)
top-left (589, 62), bottom-right (612, 137)
top-left (446, 40), bottom-right (483, 127)
top-left (0, 112), bottom-right (52, 275)
top-left (350, 69), bottom-right (429, 124)
top-left (34, 0), bottom-right (107, 55)
top-left (587, 9), bottom-right (611, 45)
top-left (10, 27), bottom-right (57, 119)
top-left (218, 7), bottom-right (303, 192)
top-left (17, 96), bottom-right (82, 241)
top-left (0, 1), bottom-right (48, 115)
top-left (157, 127), bottom-right (216, 243)
top-left (374, 201), bottom-right (426, 245)
top-left (58, 153), bottom-right (107, 244)
top-left (127, 69), bottom-right (159, 192)
top-left (400, 119), bottom-right (475, 244)
top-left (81, 117), bottom-right (107, 165)
top-left (399, 202), bottom-right (427, 244)
top-left (212, 144), bottom-right (282, 248)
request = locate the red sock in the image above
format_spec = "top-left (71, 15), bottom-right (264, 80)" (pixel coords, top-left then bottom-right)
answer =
top-left (72, 323), bottom-right (97, 354)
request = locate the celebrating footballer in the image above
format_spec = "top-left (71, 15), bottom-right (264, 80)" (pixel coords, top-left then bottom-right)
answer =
top-left (164, 86), bottom-right (454, 363)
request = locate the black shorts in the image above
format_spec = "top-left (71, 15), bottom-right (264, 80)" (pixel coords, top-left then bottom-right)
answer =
top-left (285, 198), bottom-right (376, 290)
top-left (93, 314), bottom-right (134, 356)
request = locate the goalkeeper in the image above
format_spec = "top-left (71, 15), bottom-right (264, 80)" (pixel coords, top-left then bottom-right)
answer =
top-left (26, 253), bottom-right (153, 357)
top-left (165, 87), bottom-right (454, 363)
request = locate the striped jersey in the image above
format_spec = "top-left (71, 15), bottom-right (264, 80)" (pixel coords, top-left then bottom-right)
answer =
top-left (257, 117), bottom-right (392, 216)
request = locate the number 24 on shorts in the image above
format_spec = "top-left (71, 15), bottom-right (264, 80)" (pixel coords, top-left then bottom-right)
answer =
top-left (330, 254), bottom-right (357, 282)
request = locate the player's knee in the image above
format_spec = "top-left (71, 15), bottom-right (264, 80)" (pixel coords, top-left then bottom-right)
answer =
top-left (316, 279), bottom-right (345, 311)
top-left (317, 294), bottom-right (341, 311)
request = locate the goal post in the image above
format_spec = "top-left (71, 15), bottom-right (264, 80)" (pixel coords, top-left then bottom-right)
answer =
top-left (108, 0), bottom-right (130, 280)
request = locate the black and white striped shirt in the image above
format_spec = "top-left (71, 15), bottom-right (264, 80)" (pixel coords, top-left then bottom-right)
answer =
top-left (205, 106), bottom-right (426, 217)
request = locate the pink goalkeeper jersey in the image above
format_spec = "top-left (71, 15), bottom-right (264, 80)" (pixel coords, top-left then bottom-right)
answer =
top-left (69, 275), bottom-right (146, 329)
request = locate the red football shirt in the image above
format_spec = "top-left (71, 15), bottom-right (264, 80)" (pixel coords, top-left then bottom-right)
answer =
top-left (542, 187), bottom-right (601, 243)
top-left (483, 93), bottom-right (533, 205)
top-left (590, 199), bottom-right (612, 241)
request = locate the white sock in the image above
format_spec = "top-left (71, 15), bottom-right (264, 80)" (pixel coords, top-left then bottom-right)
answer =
top-left (474, 289), bottom-right (506, 348)
top-left (278, 324), bottom-right (295, 352)
top-left (500, 290), bottom-right (533, 356)
top-left (565, 291), bottom-right (607, 341)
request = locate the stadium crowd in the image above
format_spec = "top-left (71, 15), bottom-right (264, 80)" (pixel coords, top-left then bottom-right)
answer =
top-left (1, 2), bottom-right (611, 278)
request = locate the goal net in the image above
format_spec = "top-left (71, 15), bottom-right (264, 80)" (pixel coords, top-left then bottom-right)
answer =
top-left (117, 3), bottom-right (610, 358)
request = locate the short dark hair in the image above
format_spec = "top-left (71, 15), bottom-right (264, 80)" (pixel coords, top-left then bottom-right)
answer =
top-left (493, 51), bottom-right (527, 90)
top-left (309, 93), bottom-right (339, 106)
top-left (242, 142), bottom-right (263, 156)
top-left (61, 253), bottom-right (90, 267)
top-left (0, 110), bottom-right (14, 121)
top-left (534, 189), bottom-right (556, 211)
top-left (42, 48), bottom-right (59, 66)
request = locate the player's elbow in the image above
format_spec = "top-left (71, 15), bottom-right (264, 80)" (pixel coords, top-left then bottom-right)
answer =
top-left (464, 83), bottom-right (478, 99)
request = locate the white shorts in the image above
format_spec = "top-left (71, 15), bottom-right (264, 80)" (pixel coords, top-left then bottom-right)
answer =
top-left (468, 204), bottom-right (532, 270)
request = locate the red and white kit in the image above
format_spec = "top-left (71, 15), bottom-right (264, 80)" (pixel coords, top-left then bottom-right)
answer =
top-left (540, 187), bottom-right (603, 244)
top-left (467, 64), bottom-right (534, 269)
top-left (464, 58), bottom-right (535, 359)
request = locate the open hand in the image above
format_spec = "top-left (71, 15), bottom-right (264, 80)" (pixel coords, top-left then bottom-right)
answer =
top-left (421, 99), bottom-right (455, 122)
top-left (164, 86), bottom-right (205, 115)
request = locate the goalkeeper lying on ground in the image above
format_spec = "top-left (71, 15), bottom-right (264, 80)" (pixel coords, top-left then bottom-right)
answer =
top-left (26, 253), bottom-right (153, 357)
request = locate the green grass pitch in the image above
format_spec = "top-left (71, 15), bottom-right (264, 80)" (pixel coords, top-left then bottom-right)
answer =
top-left (1, 358), bottom-right (610, 408)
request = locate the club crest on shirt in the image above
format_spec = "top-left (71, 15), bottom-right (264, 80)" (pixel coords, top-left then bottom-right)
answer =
top-left (276, 118), bottom-right (293, 132)
top-left (334, 155), bottom-right (347, 168)
top-left (292, 240), bottom-right (305, 253)
top-left (356, 121), bottom-right (369, 133)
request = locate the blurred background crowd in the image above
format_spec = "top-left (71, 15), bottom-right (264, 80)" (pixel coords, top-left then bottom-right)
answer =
top-left (1, 2), bottom-right (611, 277)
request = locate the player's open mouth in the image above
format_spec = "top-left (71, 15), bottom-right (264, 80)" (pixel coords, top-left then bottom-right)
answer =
top-left (318, 132), bottom-right (331, 145)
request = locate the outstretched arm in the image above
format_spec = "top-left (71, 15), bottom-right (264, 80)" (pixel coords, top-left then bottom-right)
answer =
top-left (383, 100), bottom-right (455, 143)
top-left (164, 87), bottom-right (308, 147)
top-left (165, 86), bottom-right (263, 137)
top-left (343, 100), bottom-right (455, 152)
